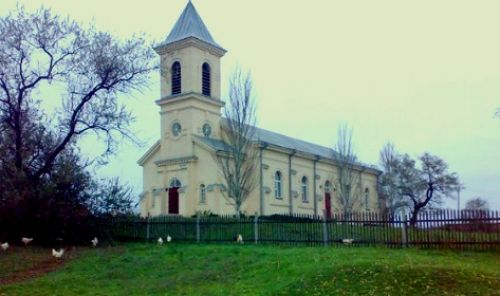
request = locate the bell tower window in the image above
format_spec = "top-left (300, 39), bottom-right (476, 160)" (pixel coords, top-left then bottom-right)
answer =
top-left (202, 63), bottom-right (211, 96)
top-left (171, 62), bottom-right (181, 95)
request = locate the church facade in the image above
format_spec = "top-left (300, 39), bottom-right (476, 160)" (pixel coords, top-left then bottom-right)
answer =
top-left (138, 2), bottom-right (381, 217)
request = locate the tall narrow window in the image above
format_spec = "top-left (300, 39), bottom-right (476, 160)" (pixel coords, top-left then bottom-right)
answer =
top-left (301, 176), bottom-right (308, 202)
top-left (274, 171), bottom-right (282, 199)
top-left (200, 184), bottom-right (206, 203)
top-left (364, 188), bottom-right (370, 211)
top-left (202, 63), bottom-right (211, 96)
top-left (171, 62), bottom-right (181, 95)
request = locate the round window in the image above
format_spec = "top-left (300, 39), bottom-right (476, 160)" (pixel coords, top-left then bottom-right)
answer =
top-left (202, 123), bottom-right (212, 137)
top-left (171, 122), bottom-right (182, 137)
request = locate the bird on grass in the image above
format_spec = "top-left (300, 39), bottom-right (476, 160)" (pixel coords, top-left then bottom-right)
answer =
top-left (1, 242), bottom-right (9, 251)
top-left (91, 237), bottom-right (98, 247)
top-left (52, 248), bottom-right (64, 259)
top-left (21, 237), bottom-right (33, 246)
top-left (158, 237), bottom-right (163, 245)
top-left (236, 234), bottom-right (244, 244)
top-left (340, 238), bottom-right (354, 244)
top-left (166, 235), bottom-right (172, 243)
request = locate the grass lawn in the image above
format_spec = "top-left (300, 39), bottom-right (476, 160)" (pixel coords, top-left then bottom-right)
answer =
top-left (0, 243), bottom-right (499, 295)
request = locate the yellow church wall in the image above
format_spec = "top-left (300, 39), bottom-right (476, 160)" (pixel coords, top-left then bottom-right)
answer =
top-left (139, 146), bottom-right (163, 217)
top-left (260, 149), bottom-right (290, 215)
top-left (191, 142), bottom-right (236, 216)
top-left (139, 140), bottom-right (381, 218)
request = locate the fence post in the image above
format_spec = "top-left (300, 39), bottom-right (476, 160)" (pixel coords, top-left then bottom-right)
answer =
top-left (146, 214), bottom-right (151, 243)
top-left (322, 209), bottom-right (329, 247)
top-left (254, 212), bottom-right (259, 244)
top-left (196, 213), bottom-right (201, 243)
top-left (401, 218), bottom-right (408, 248)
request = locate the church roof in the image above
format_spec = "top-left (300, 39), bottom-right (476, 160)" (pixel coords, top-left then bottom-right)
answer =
top-left (252, 126), bottom-right (338, 160)
top-left (194, 121), bottom-right (379, 172)
top-left (159, 2), bottom-right (224, 50)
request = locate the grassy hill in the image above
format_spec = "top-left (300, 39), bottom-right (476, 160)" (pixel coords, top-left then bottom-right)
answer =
top-left (1, 243), bottom-right (499, 295)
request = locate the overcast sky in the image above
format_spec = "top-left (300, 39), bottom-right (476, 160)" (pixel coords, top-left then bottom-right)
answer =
top-left (2, 0), bottom-right (499, 210)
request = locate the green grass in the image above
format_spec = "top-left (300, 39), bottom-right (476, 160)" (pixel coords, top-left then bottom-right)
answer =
top-left (1, 244), bottom-right (499, 295)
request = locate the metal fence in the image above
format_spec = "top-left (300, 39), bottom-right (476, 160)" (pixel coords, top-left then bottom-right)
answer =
top-left (109, 210), bottom-right (500, 250)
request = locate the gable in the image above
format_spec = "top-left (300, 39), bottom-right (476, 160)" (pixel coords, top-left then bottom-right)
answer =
top-left (137, 140), bottom-right (161, 166)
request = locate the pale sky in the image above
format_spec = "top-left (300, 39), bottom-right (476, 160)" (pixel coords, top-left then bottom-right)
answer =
top-left (2, 0), bottom-right (499, 210)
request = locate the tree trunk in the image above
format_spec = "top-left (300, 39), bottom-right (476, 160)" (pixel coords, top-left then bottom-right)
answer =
top-left (409, 205), bottom-right (422, 226)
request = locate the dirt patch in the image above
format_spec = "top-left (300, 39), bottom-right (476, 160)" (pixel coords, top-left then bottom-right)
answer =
top-left (0, 246), bottom-right (81, 286)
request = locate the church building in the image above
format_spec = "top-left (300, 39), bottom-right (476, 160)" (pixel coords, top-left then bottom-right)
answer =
top-left (138, 2), bottom-right (381, 217)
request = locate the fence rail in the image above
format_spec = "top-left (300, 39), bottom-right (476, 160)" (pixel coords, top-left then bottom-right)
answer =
top-left (109, 210), bottom-right (500, 250)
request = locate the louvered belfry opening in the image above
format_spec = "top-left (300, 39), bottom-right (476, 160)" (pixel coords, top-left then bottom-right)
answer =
top-left (171, 62), bottom-right (181, 95)
top-left (202, 63), bottom-right (211, 96)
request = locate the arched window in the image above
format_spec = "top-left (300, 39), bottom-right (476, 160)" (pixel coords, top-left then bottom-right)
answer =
top-left (274, 171), bottom-right (282, 199)
top-left (200, 184), bottom-right (206, 203)
top-left (301, 176), bottom-right (308, 202)
top-left (364, 188), bottom-right (370, 211)
top-left (324, 181), bottom-right (331, 193)
top-left (202, 63), bottom-right (211, 96)
top-left (171, 62), bottom-right (181, 95)
top-left (170, 178), bottom-right (182, 188)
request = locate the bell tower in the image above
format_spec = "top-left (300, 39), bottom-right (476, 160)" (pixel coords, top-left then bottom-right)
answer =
top-left (154, 1), bottom-right (226, 158)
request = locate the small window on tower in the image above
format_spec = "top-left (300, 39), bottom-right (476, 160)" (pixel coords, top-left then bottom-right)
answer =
top-left (171, 62), bottom-right (181, 95)
top-left (202, 63), bottom-right (211, 96)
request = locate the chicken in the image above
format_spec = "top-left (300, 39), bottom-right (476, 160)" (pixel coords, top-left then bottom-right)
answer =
top-left (236, 234), bottom-right (244, 244)
top-left (158, 237), bottom-right (163, 245)
top-left (91, 237), bottom-right (98, 247)
top-left (52, 248), bottom-right (64, 259)
top-left (1, 242), bottom-right (9, 251)
top-left (166, 235), bottom-right (172, 243)
top-left (22, 237), bottom-right (33, 246)
top-left (341, 238), bottom-right (354, 244)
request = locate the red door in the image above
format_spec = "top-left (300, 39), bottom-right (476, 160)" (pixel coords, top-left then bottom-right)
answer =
top-left (168, 187), bottom-right (179, 214)
top-left (325, 192), bottom-right (332, 219)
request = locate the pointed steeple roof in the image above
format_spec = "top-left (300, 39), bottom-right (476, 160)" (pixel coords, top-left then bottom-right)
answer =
top-left (160, 2), bottom-right (224, 50)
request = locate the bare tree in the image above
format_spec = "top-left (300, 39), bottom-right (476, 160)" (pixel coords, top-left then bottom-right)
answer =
top-left (332, 124), bottom-right (361, 216)
top-left (465, 197), bottom-right (489, 211)
top-left (0, 7), bottom-right (155, 189)
top-left (215, 69), bottom-right (258, 217)
top-left (378, 142), bottom-right (410, 217)
top-left (394, 153), bottom-right (459, 225)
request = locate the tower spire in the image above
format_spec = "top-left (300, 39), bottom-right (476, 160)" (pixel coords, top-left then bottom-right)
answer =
top-left (157, 1), bottom-right (224, 51)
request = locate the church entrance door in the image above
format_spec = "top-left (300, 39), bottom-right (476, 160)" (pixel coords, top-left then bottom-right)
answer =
top-left (324, 192), bottom-right (332, 219)
top-left (168, 187), bottom-right (179, 214)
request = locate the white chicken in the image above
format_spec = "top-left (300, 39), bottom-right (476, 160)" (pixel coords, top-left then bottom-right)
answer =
top-left (91, 237), bottom-right (98, 247)
top-left (52, 248), bottom-right (64, 259)
top-left (1, 242), bottom-right (9, 251)
top-left (236, 234), bottom-right (244, 244)
top-left (22, 237), bottom-right (33, 246)
top-left (341, 238), bottom-right (354, 244)
top-left (158, 237), bottom-right (164, 245)
top-left (166, 235), bottom-right (172, 243)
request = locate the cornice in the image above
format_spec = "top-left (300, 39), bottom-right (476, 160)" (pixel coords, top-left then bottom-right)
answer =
top-left (156, 92), bottom-right (225, 108)
top-left (154, 37), bottom-right (227, 57)
top-left (155, 156), bottom-right (198, 167)
top-left (137, 140), bottom-right (161, 166)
